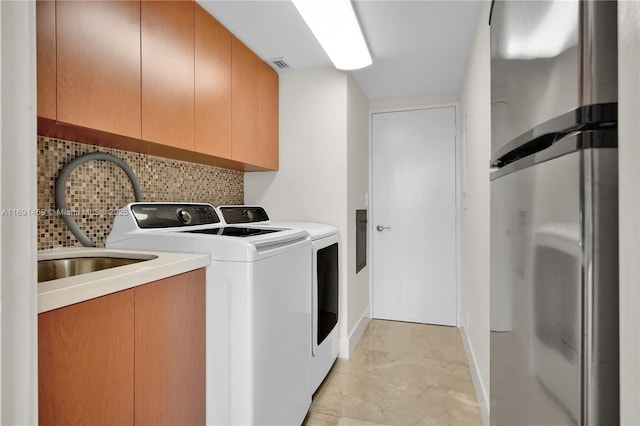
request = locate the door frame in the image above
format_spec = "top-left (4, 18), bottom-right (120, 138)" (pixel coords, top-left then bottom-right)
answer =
top-left (368, 103), bottom-right (461, 327)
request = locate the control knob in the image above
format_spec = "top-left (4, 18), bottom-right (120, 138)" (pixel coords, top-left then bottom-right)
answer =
top-left (177, 208), bottom-right (192, 224)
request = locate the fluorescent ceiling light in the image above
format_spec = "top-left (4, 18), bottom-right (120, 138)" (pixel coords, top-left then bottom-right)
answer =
top-left (292, 0), bottom-right (372, 71)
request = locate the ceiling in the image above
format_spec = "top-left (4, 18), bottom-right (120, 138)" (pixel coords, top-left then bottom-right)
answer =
top-left (197, 0), bottom-right (483, 101)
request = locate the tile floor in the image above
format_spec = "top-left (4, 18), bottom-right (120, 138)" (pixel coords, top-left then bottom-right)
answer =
top-left (303, 320), bottom-right (482, 426)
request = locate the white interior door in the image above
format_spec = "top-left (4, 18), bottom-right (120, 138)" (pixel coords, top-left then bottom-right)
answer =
top-left (372, 106), bottom-right (457, 326)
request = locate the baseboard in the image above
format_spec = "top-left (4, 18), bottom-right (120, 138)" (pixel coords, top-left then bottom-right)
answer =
top-left (349, 309), bottom-right (370, 356)
top-left (460, 326), bottom-right (489, 426)
top-left (338, 308), bottom-right (370, 359)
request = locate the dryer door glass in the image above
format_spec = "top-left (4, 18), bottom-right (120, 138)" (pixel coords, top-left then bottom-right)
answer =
top-left (317, 242), bottom-right (339, 345)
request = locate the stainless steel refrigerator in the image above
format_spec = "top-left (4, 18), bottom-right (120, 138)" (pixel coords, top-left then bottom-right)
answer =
top-left (489, 1), bottom-right (619, 425)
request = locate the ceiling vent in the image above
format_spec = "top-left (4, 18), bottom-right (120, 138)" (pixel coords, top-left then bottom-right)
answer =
top-left (270, 57), bottom-right (291, 72)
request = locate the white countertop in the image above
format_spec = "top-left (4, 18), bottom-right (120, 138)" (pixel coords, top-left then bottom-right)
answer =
top-left (38, 247), bottom-right (210, 313)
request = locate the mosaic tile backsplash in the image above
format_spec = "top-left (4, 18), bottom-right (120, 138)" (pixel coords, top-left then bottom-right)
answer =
top-left (38, 136), bottom-right (244, 250)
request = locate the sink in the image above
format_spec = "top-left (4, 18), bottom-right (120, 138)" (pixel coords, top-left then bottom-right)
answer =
top-left (38, 256), bottom-right (156, 283)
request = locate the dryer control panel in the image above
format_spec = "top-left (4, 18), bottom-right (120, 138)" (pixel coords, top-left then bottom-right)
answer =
top-left (131, 203), bottom-right (220, 228)
top-left (218, 206), bottom-right (270, 224)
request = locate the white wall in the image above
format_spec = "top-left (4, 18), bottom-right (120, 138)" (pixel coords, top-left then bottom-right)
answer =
top-left (458, 1), bottom-right (491, 424)
top-left (370, 93), bottom-right (458, 112)
top-left (618, 1), bottom-right (640, 424)
top-left (245, 68), bottom-right (370, 357)
top-left (0, 1), bottom-right (39, 423)
top-left (346, 74), bottom-right (370, 352)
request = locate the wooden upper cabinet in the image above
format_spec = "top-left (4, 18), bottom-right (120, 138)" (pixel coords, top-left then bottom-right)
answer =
top-left (231, 36), bottom-right (279, 170)
top-left (141, 0), bottom-right (195, 151)
top-left (39, 289), bottom-right (135, 426)
top-left (258, 61), bottom-right (279, 170)
top-left (195, 4), bottom-right (232, 158)
top-left (37, 0), bottom-right (277, 170)
top-left (56, 0), bottom-right (141, 139)
top-left (231, 36), bottom-right (260, 165)
top-left (134, 269), bottom-right (206, 425)
top-left (36, 0), bottom-right (56, 120)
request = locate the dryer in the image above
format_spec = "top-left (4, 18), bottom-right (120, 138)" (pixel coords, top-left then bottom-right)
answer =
top-left (217, 205), bottom-right (340, 392)
top-left (107, 203), bottom-right (312, 425)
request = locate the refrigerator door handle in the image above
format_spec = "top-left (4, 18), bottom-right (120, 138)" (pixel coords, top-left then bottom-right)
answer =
top-left (490, 128), bottom-right (618, 181)
top-left (490, 103), bottom-right (618, 168)
top-left (491, 132), bottom-right (561, 168)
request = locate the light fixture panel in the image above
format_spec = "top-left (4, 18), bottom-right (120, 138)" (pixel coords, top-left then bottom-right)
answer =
top-left (292, 0), bottom-right (372, 70)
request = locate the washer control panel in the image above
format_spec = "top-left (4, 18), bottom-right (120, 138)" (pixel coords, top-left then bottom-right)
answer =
top-left (131, 203), bottom-right (220, 228)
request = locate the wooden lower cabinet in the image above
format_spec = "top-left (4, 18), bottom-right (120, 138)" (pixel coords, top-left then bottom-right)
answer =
top-left (135, 268), bottom-right (206, 425)
top-left (38, 289), bottom-right (135, 425)
top-left (38, 269), bottom-right (206, 426)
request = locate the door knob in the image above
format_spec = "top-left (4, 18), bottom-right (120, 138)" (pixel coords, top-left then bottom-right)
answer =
top-left (376, 225), bottom-right (391, 232)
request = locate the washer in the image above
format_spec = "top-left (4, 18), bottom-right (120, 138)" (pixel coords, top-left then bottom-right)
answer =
top-left (217, 205), bottom-right (340, 392)
top-left (106, 203), bottom-right (312, 425)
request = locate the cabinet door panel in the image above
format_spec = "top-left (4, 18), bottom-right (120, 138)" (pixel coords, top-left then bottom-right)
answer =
top-left (231, 37), bottom-right (279, 170)
top-left (195, 4), bottom-right (232, 158)
top-left (258, 61), bottom-right (279, 169)
top-left (38, 290), bottom-right (135, 426)
top-left (56, 0), bottom-right (141, 138)
top-left (134, 269), bottom-right (206, 425)
top-left (231, 36), bottom-right (259, 164)
top-left (142, 0), bottom-right (195, 151)
top-left (37, 0), bottom-right (56, 120)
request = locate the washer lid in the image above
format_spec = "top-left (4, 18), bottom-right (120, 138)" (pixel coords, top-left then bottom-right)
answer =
top-left (215, 205), bottom-right (339, 240)
top-left (269, 222), bottom-right (338, 240)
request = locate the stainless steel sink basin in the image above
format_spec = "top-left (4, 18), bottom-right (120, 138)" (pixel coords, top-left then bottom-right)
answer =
top-left (38, 256), bottom-right (154, 283)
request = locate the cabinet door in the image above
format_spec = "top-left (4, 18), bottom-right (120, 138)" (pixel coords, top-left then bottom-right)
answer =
top-left (142, 0), bottom-right (195, 151)
top-left (231, 37), bottom-right (279, 170)
top-left (231, 36), bottom-right (260, 164)
top-left (36, 0), bottom-right (56, 120)
top-left (195, 4), bottom-right (232, 158)
top-left (38, 290), bottom-right (135, 426)
top-left (134, 269), bottom-right (206, 425)
top-left (56, 0), bottom-right (141, 139)
top-left (258, 61), bottom-right (279, 170)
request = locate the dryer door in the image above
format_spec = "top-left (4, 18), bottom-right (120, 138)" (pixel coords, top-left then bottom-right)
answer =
top-left (313, 235), bottom-right (339, 355)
